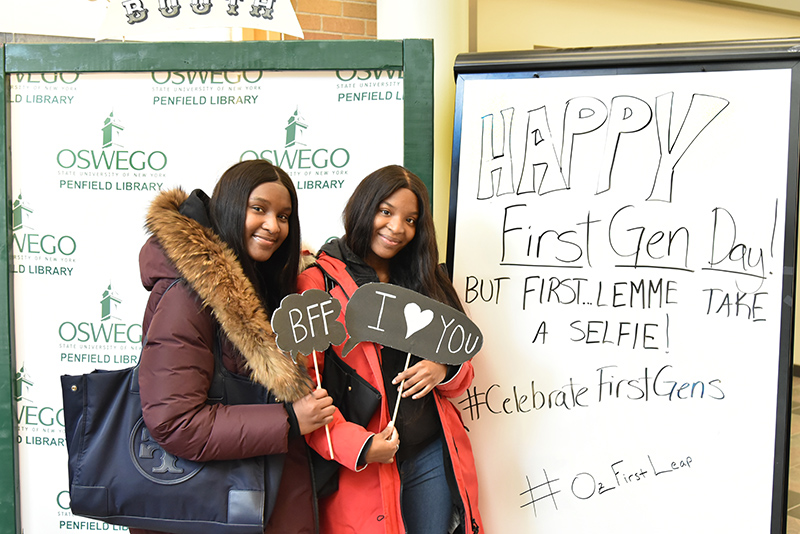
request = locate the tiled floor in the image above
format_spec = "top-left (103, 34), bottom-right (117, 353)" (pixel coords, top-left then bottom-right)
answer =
top-left (787, 375), bottom-right (800, 533)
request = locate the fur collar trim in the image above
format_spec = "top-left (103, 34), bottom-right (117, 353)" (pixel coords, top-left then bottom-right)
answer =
top-left (145, 188), bottom-right (311, 402)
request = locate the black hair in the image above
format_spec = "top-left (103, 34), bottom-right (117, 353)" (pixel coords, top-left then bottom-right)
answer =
top-left (209, 160), bottom-right (300, 314)
top-left (343, 165), bottom-right (463, 311)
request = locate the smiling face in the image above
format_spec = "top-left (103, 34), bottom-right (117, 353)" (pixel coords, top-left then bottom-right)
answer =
top-left (364, 187), bottom-right (419, 281)
top-left (243, 181), bottom-right (292, 263)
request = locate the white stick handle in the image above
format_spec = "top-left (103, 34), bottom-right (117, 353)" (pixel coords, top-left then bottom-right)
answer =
top-left (390, 352), bottom-right (412, 427)
top-left (312, 353), bottom-right (335, 460)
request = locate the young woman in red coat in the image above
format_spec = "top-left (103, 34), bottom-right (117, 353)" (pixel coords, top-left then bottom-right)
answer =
top-left (299, 165), bottom-right (483, 534)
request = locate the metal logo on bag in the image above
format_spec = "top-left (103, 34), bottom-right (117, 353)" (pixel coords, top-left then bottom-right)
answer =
top-left (130, 417), bottom-right (204, 484)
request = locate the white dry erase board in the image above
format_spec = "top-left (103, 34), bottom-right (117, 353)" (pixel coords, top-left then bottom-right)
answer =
top-left (447, 40), bottom-right (800, 534)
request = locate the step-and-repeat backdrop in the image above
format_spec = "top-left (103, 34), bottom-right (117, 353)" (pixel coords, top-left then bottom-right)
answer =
top-left (9, 67), bottom-right (404, 533)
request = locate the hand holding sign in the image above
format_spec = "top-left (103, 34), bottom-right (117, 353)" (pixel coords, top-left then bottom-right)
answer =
top-left (341, 283), bottom-right (483, 426)
top-left (271, 289), bottom-right (345, 459)
top-left (272, 283), bottom-right (484, 438)
top-left (341, 283), bottom-right (483, 365)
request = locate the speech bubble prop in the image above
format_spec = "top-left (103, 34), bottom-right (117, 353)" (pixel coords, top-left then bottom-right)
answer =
top-left (341, 283), bottom-right (483, 365)
top-left (271, 289), bottom-right (341, 459)
top-left (271, 289), bottom-right (347, 359)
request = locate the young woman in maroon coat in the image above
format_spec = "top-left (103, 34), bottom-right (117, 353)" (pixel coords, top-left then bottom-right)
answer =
top-left (133, 160), bottom-right (335, 534)
top-left (299, 165), bottom-right (483, 534)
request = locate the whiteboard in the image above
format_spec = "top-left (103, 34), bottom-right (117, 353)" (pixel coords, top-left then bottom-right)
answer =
top-left (447, 43), bottom-right (799, 534)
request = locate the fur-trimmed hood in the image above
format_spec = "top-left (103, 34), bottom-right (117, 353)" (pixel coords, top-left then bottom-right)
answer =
top-left (143, 188), bottom-right (311, 402)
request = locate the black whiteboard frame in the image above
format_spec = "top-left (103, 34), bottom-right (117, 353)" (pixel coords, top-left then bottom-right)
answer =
top-left (447, 38), bottom-right (800, 533)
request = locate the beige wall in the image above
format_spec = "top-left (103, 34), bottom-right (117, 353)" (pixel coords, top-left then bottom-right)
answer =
top-left (377, 0), bottom-right (469, 267)
top-left (476, 0), bottom-right (800, 51)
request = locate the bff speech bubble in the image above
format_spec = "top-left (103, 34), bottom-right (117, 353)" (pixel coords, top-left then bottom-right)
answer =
top-left (341, 283), bottom-right (482, 365)
top-left (271, 289), bottom-right (347, 359)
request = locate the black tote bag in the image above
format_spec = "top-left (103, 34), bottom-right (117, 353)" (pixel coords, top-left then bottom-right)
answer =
top-left (308, 264), bottom-right (382, 497)
top-left (310, 346), bottom-right (382, 497)
top-left (61, 279), bottom-right (278, 534)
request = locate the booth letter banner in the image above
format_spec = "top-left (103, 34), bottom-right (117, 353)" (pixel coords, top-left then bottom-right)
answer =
top-left (9, 67), bottom-right (402, 533)
top-left (98, 0), bottom-right (305, 40)
top-left (450, 68), bottom-right (791, 533)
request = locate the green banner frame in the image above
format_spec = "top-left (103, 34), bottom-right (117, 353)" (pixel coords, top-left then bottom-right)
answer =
top-left (0, 39), bottom-right (433, 533)
top-left (0, 43), bottom-right (20, 534)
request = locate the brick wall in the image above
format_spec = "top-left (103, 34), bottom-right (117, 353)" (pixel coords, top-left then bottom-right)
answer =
top-left (1, 2), bottom-right (378, 44)
top-left (287, 0), bottom-right (377, 40)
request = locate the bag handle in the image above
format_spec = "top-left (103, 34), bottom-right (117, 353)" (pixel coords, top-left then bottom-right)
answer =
top-left (312, 262), bottom-right (351, 301)
top-left (311, 263), bottom-right (346, 367)
top-left (206, 329), bottom-right (226, 403)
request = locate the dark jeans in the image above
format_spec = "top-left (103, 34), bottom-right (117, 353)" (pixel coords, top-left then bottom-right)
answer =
top-left (398, 437), bottom-right (454, 534)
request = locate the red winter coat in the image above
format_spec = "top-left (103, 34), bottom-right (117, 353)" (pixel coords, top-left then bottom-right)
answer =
top-left (298, 242), bottom-right (483, 534)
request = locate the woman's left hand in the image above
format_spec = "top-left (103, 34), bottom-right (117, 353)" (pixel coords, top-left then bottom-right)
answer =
top-left (393, 361), bottom-right (447, 399)
top-left (293, 388), bottom-right (335, 436)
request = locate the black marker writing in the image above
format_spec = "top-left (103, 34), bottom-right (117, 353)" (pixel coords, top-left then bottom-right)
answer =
top-left (477, 92), bottom-right (728, 202)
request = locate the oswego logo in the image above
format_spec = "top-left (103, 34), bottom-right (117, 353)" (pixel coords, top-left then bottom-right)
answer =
top-left (241, 108), bottom-right (350, 170)
top-left (56, 111), bottom-right (167, 173)
top-left (55, 111), bottom-right (166, 192)
top-left (58, 284), bottom-right (142, 346)
top-left (12, 195), bottom-right (77, 258)
top-left (241, 108), bottom-right (351, 190)
top-left (10, 72), bottom-right (81, 105)
top-left (130, 417), bottom-right (203, 484)
top-left (15, 362), bottom-right (67, 446)
top-left (12, 194), bottom-right (77, 278)
top-left (151, 70), bottom-right (264, 85)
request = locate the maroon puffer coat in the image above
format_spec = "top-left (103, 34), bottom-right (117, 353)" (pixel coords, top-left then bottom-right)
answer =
top-left (130, 189), bottom-right (316, 534)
